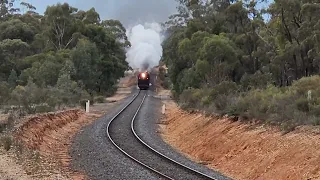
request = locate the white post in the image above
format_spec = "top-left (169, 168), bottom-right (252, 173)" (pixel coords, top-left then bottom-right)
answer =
top-left (86, 100), bottom-right (90, 113)
top-left (307, 90), bottom-right (312, 101)
top-left (162, 104), bottom-right (166, 114)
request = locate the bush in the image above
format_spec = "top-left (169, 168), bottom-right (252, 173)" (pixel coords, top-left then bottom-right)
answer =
top-left (1, 135), bottom-right (12, 151)
top-left (6, 112), bottom-right (15, 129)
top-left (291, 75), bottom-right (320, 96)
top-left (233, 76), bottom-right (320, 129)
top-left (295, 98), bottom-right (310, 112)
top-left (104, 86), bottom-right (117, 97)
top-left (311, 105), bottom-right (320, 117)
top-left (240, 72), bottom-right (273, 90)
top-left (179, 89), bottom-right (198, 110)
top-left (206, 81), bottom-right (240, 114)
top-left (209, 81), bottom-right (239, 99)
top-left (0, 81), bottom-right (10, 105)
top-left (9, 79), bottom-right (47, 114)
top-left (161, 77), bottom-right (171, 89)
top-left (35, 104), bottom-right (54, 113)
top-left (176, 75), bottom-right (320, 133)
top-left (94, 96), bottom-right (106, 103)
top-left (0, 123), bottom-right (6, 133)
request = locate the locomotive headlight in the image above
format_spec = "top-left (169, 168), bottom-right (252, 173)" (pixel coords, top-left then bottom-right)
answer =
top-left (141, 73), bottom-right (146, 79)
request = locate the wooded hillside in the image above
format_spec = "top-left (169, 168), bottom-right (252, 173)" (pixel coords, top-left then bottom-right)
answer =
top-left (162, 0), bottom-right (320, 131)
top-left (0, 1), bottom-right (130, 114)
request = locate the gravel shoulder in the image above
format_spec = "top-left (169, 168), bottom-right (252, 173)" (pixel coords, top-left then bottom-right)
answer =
top-left (0, 150), bottom-right (32, 180)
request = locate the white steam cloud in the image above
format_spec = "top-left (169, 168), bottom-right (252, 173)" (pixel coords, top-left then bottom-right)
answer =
top-left (125, 22), bottom-right (164, 72)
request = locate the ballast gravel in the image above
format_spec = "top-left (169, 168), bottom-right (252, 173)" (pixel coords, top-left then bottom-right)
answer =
top-left (70, 75), bottom-right (232, 179)
top-left (70, 89), bottom-right (161, 180)
top-left (134, 90), bottom-right (233, 180)
top-left (108, 91), bottom-right (210, 179)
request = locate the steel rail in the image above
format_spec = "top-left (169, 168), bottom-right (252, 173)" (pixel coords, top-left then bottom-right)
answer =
top-left (107, 90), bottom-right (216, 179)
top-left (106, 90), bottom-right (173, 179)
top-left (131, 94), bottom-right (217, 180)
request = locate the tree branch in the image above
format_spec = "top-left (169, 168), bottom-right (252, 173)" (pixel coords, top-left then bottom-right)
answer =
top-left (281, 7), bottom-right (292, 43)
top-left (64, 36), bottom-right (73, 49)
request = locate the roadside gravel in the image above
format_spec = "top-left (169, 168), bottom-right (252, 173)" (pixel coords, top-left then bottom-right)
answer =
top-left (134, 89), bottom-right (233, 180)
top-left (70, 89), bottom-right (160, 180)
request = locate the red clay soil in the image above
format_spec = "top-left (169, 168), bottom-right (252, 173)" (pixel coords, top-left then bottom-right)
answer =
top-left (14, 109), bottom-right (90, 179)
top-left (159, 100), bottom-right (320, 180)
top-left (9, 74), bottom-right (135, 179)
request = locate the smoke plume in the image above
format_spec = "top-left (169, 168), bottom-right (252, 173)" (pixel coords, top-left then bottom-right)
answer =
top-left (70, 0), bottom-right (178, 72)
top-left (125, 22), bottom-right (164, 72)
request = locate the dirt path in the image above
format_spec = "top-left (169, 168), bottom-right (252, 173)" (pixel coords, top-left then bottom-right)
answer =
top-left (159, 93), bottom-right (320, 180)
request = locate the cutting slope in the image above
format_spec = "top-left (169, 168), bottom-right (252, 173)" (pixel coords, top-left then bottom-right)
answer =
top-left (159, 99), bottom-right (320, 180)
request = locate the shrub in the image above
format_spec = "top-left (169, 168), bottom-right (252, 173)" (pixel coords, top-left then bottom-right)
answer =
top-left (0, 81), bottom-right (10, 105)
top-left (280, 121), bottom-right (297, 134)
top-left (177, 75), bottom-right (320, 133)
top-left (1, 135), bottom-right (12, 151)
top-left (104, 86), bottom-right (117, 97)
top-left (240, 72), bottom-right (273, 90)
top-left (311, 105), bottom-right (320, 117)
top-left (291, 75), bottom-right (320, 96)
top-left (232, 76), bottom-right (320, 130)
top-left (295, 98), bottom-right (310, 112)
top-left (35, 104), bottom-right (54, 113)
top-left (9, 79), bottom-right (48, 114)
top-left (0, 123), bottom-right (6, 133)
top-left (6, 112), bottom-right (15, 129)
top-left (209, 81), bottom-right (239, 98)
top-left (179, 89), bottom-right (198, 110)
top-left (94, 96), bottom-right (106, 103)
top-left (161, 77), bottom-right (171, 89)
top-left (206, 81), bottom-right (240, 113)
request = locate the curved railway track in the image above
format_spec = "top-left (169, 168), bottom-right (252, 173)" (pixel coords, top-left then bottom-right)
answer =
top-left (106, 90), bottom-right (217, 180)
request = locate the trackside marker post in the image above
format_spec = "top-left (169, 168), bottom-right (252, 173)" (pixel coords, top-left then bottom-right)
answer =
top-left (86, 100), bottom-right (90, 113)
top-left (308, 90), bottom-right (312, 101)
top-left (162, 104), bottom-right (165, 114)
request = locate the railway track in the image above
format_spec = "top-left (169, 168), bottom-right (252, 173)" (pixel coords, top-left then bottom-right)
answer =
top-left (106, 90), bottom-right (217, 180)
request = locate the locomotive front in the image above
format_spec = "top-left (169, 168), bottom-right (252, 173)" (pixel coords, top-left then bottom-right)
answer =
top-left (137, 71), bottom-right (150, 90)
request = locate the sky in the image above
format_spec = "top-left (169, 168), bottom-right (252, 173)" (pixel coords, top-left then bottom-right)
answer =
top-left (20, 0), bottom-right (178, 27)
top-left (18, 0), bottom-right (273, 27)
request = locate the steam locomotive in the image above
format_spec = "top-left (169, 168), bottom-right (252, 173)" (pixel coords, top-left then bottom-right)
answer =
top-left (137, 71), bottom-right (150, 90)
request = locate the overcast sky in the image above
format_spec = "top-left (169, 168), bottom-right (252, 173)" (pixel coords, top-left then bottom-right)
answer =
top-left (23, 0), bottom-right (178, 27)
top-left (22, 0), bottom-right (272, 27)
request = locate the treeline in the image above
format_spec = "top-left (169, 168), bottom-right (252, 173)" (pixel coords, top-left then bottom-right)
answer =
top-left (0, 1), bottom-right (130, 114)
top-left (162, 0), bottom-right (320, 131)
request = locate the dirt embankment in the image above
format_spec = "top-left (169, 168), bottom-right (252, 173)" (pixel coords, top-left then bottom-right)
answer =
top-left (0, 75), bottom-right (135, 179)
top-left (159, 95), bottom-right (320, 180)
top-left (14, 109), bottom-right (86, 178)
